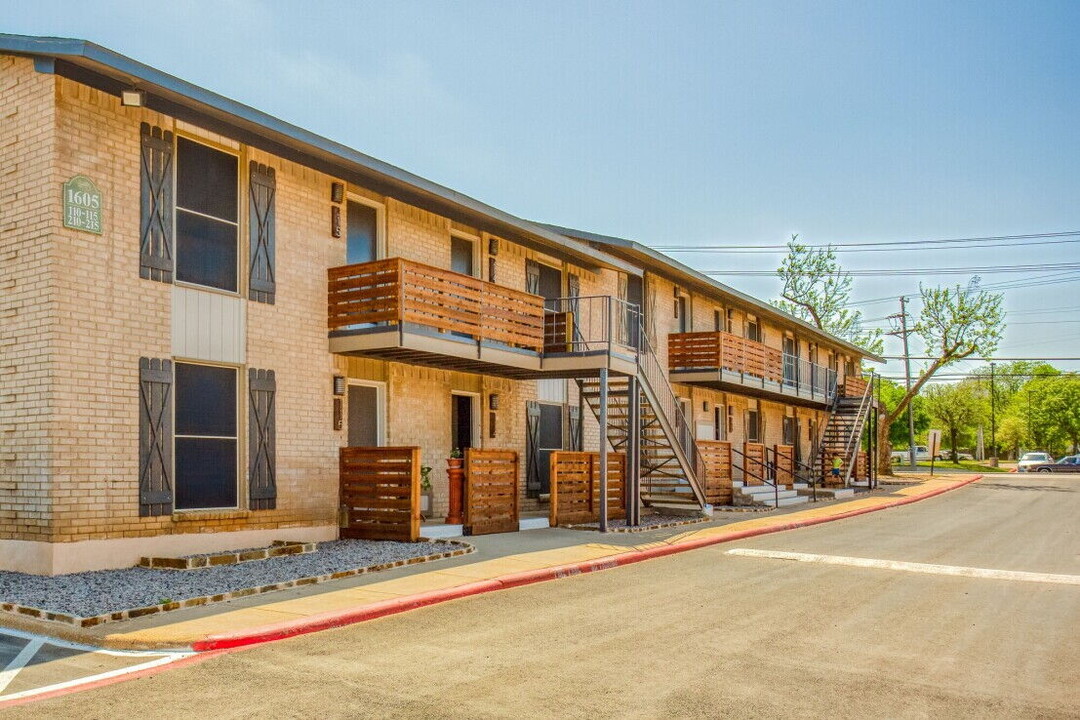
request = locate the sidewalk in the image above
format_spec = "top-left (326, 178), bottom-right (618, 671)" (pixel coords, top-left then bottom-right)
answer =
top-left (2, 474), bottom-right (979, 652)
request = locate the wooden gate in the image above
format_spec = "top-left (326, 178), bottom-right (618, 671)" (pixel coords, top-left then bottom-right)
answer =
top-left (743, 442), bottom-right (766, 485)
top-left (549, 452), bottom-right (627, 526)
top-left (698, 441), bottom-right (733, 505)
top-left (465, 449), bottom-right (519, 535)
top-left (773, 444), bottom-right (795, 488)
top-left (339, 446), bottom-right (420, 542)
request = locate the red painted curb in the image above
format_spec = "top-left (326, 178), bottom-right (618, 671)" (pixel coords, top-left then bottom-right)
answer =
top-left (192, 474), bottom-right (981, 652)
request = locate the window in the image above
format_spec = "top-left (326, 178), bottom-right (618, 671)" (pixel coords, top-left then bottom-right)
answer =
top-left (782, 415), bottom-right (796, 446)
top-left (747, 408), bottom-right (761, 443)
top-left (174, 362), bottom-right (238, 510)
top-left (746, 316), bottom-right (762, 343)
top-left (347, 200), bottom-right (379, 265)
top-left (714, 406), bottom-right (725, 441)
top-left (175, 137), bottom-right (238, 292)
top-left (451, 235), bottom-right (476, 276)
top-left (714, 310), bottom-right (723, 332)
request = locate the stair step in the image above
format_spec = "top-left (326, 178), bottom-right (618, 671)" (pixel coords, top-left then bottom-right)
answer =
top-left (737, 486), bottom-right (799, 500)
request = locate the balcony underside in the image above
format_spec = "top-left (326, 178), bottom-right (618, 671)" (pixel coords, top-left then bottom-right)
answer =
top-left (670, 368), bottom-right (832, 408)
top-left (330, 324), bottom-right (637, 380)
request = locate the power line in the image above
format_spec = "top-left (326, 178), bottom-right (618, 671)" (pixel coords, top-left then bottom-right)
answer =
top-left (657, 236), bottom-right (1080, 254)
top-left (652, 230), bottom-right (1080, 252)
top-left (704, 262), bottom-right (1080, 277)
top-left (880, 356), bottom-right (1080, 361)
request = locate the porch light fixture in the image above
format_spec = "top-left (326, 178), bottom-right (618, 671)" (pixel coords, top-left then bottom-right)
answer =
top-left (488, 394), bottom-right (500, 410)
top-left (488, 237), bottom-right (499, 255)
top-left (673, 285), bottom-right (680, 298)
top-left (333, 375), bottom-right (346, 396)
top-left (120, 89), bottom-right (145, 107)
top-left (331, 182), bottom-right (345, 203)
top-left (702, 401), bottom-right (709, 412)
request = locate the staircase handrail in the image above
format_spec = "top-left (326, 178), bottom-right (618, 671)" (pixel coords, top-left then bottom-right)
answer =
top-left (633, 315), bottom-right (708, 506)
top-left (732, 445), bottom-right (780, 508)
top-left (841, 371), bottom-right (875, 485)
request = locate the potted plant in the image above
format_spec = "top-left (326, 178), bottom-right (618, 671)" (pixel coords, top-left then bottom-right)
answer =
top-left (419, 464), bottom-right (433, 518)
top-left (445, 448), bottom-right (464, 525)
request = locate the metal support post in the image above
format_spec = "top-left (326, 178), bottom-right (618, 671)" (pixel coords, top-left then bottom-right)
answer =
top-left (598, 368), bottom-right (609, 533)
top-left (899, 297), bottom-right (917, 470)
top-left (626, 375), bottom-right (641, 527)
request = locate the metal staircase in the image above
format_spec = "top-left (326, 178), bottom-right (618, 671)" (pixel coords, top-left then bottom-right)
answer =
top-left (815, 377), bottom-right (874, 487)
top-left (577, 321), bottom-right (707, 511)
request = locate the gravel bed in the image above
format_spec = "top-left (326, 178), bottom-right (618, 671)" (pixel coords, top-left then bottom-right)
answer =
top-left (571, 513), bottom-right (708, 531)
top-left (0, 539), bottom-right (450, 618)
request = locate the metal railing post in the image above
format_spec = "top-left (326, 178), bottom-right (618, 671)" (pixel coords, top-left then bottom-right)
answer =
top-left (598, 368), bottom-right (609, 532)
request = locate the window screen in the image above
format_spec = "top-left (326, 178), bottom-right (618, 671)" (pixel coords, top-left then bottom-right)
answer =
top-left (175, 363), bottom-right (237, 510)
top-left (175, 137), bottom-right (238, 292)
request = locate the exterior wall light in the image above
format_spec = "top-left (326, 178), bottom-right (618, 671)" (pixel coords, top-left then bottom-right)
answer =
top-left (121, 89), bottom-right (145, 107)
top-left (331, 182), bottom-right (345, 203)
top-left (333, 375), bottom-right (347, 396)
top-left (488, 394), bottom-right (500, 410)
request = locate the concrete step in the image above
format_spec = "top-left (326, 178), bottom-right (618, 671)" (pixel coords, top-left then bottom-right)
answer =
top-left (796, 487), bottom-right (855, 499)
top-left (737, 486), bottom-right (800, 501)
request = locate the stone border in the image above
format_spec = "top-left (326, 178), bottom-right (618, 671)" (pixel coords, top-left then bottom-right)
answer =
top-left (0, 539), bottom-right (474, 630)
top-left (562, 515), bottom-right (711, 533)
top-left (138, 540), bottom-right (317, 570)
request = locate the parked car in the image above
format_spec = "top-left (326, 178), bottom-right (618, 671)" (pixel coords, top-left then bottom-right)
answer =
top-left (891, 446), bottom-right (932, 463)
top-left (935, 450), bottom-right (973, 461)
top-left (1017, 452), bottom-right (1054, 472)
top-left (1026, 454), bottom-right (1080, 473)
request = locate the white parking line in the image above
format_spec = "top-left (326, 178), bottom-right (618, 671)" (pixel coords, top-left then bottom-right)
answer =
top-left (0, 639), bottom-right (44, 694)
top-left (726, 549), bottom-right (1080, 586)
top-left (0, 628), bottom-right (192, 703)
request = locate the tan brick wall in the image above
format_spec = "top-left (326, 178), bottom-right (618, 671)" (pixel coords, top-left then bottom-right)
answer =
top-left (0, 57), bottom-right (59, 542)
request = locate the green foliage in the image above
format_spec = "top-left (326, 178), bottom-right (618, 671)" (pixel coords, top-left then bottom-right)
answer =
top-left (1027, 373), bottom-right (1080, 454)
top-left (915, 278), bottom-right (1004, 363)
top-left (773, 235), bottom-right (884, 354)
top-left (923, 381), bottom-right (981, 459)
top-left (877, 377), bottom-right (930, 446)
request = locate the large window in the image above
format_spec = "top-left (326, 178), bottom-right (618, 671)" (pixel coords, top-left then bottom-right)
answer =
top-left (175, 362), bottom-right (238, 510)
top-left (175, 137), bottom-right (239, 292)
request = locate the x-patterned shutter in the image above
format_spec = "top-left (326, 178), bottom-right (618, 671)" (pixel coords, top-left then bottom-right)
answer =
top-left (525, 259), bottom-right (540, 295)
top-left (248, 368), bottom-right (277, 510)
top-left (139, 123), bottom-right (174, 283)
top-left (139, 358), bottom-right (173, 516)
top-left (569, 404), bottom-right (582, 451)
top-left (525, 401), bottom-right (541, 496)
top-left (249, 162), bottom-right (276, 304)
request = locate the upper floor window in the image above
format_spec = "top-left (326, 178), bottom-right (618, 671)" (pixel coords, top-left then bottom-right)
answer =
top-left (347, 200), bottom-right (379, 265)
top-left (747, 316), bottom-right (762, 343)
top-left (175, 137), bottom-right (239, 292)
top-left (451, 235), bottom-right (476, 277)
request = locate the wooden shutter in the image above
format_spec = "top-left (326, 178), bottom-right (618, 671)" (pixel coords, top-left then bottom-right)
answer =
top-left (139, 123), bottom-right (174, 283)
top-left (249, 162), bottom-right (276, 304)
top-left (139, 357), bottom-right (173, 516)
top-left (525, 401), bottom-right (541, 495)
top-left (248, 368), bottom-right (277, 510)
top-left (568, 405), bottom-right (582, 451)
top-left (525, 259), bottom-right (540, 295)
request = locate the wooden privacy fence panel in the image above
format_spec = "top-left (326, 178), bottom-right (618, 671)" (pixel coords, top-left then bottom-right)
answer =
top-left (549, 452), bottom-right (627, 526)
top-left (668, 331), bottom-right (783, 383)
top-left (843, 375), bottom-right (868, 398)
top-left (465, 449), bottom-right (519, 535)
top-left (698, 440), bottom-right (733, 505)
top-left (856, 451), bottom-right (868, 480)
top-left (340, 446), bottom-right (420, 542)
top-left (773, 444), bottom-right (795, 488)
top-left (743, 442), bottom-right (766, 486)
top-left (328, 258), bottom-right (545, 352)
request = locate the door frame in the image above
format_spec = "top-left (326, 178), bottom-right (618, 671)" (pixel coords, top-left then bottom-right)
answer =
top-left (347, 379), bottom-right (386, 446)
top-left (451, 390), bottom-right (483, 451)
top-left (345, 193), bottom-right (387, 262)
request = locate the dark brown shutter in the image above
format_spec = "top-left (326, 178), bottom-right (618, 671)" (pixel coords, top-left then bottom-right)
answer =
top-left (525, 401), bottom-right (541, 496)
top-left (139, 358), bottom-right (173, 516)
top-left (139, 123), bottom-right (174, 283)
top-left (248, 368), bottom-right (277, 510)
top-left (568, 405), bottom-right (582, 451)
top-left (525, 259), bottom-right (540, 295)
top-left (249, 162), bottom-right (276, 304)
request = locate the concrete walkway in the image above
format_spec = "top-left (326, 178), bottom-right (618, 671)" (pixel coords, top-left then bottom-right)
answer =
top-left (1, 474), bottom-right (978, 653)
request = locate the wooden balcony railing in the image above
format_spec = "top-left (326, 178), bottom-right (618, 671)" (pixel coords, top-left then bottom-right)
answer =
top-left (328, 258), bottom-right (546, 353)
top-left (668, 331), bottom-right (784, 384)
top-left (843, 375), bottom-right (869, 398)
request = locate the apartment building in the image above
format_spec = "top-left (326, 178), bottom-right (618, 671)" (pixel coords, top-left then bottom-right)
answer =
top-left (0, 35), bottom-right (880, 575)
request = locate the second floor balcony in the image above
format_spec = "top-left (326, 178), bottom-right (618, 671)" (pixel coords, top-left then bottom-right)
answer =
top-left (328, 258), bottom-right (637, 379)
top-left (668, 331), bottom-right (838, 406)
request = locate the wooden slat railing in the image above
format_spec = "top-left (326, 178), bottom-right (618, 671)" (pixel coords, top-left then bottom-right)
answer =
top-left (328, 258), bottom-right (545, 353)
top-left (774, 444), bottom-right (795, 488)
top-left (698, 441), bottom-right (733, 505)
top-left (464, 449), bottom-right (519, 536)
top-left (668, 331), bottom-right (784, 384)
top-left (843, 375), bottom-right (869, 398)
top-left (549, 452), bottom-right (627, 526)
top-left (743, 442), bottom-right (766, 486)
top-left (339, 446), bottom-right (420, 542)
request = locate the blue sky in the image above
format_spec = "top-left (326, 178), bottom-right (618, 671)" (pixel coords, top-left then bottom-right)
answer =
top-left (8, 1), bottom-right (1080, 377)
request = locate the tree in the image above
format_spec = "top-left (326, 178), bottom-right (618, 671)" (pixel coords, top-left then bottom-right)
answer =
top-left (875, 278), bottom-right (1005, 473)
top-left (923, 382), bottom-right (981, 461)
top-left (773, 235), bottom-right (884, 354)
top-left (1027, 373), bottom-right (1080, 455)
top-left (877, 377), bottom-right (930, 446)
top-left (997, 415), bottom-right (1027, 459)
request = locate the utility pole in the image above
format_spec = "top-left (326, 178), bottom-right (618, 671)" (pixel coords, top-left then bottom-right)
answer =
top-left (888, 297), bottom-right (918, 470)
top-left (990, 362), bottom-right (997, 466)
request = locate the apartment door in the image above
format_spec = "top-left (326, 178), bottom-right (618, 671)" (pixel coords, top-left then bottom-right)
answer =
top-left (451, 393), bottom-right (479, 453)
top-left (537, 402), bottom-right (564, 495)
top-left (538, 263), bottom-right (562, 307)
top-left (678, 398), bottom-right (693, 452)
top-left (782, 336), bottom-right (798, 386)
top-left (347, 383), bottom-right (383, 447)
top-left (346, 200), bottom-right (378, 265)
top-left (676, 296), bottom-right (689, 334)
top-left (625, 274), bottom-right (643, 347)
top-left (450, 236), bottom-right (475, 277)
